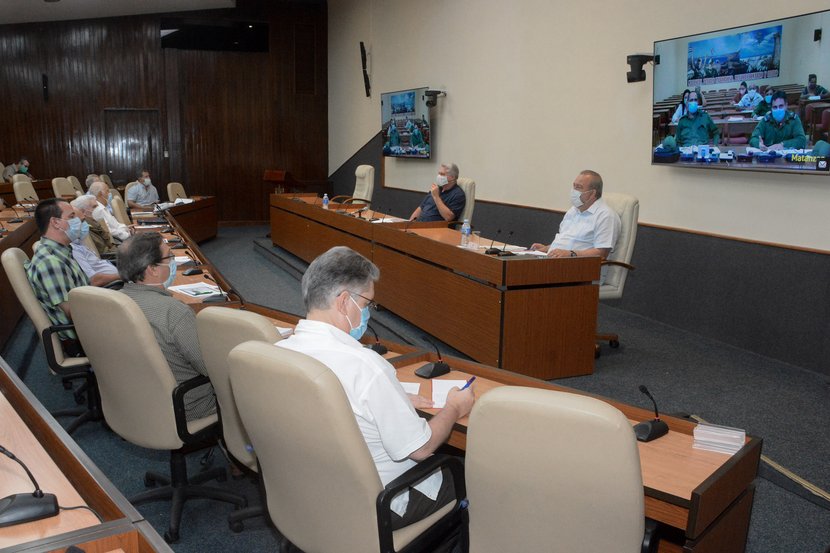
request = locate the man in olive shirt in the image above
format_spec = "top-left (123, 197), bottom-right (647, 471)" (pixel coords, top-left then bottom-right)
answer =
top-left (749, 91), bottom-right (807, 151)
top-left (675, 91), bottom-right (720, 147)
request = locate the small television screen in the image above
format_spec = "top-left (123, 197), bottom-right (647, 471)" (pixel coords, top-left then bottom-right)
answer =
top-left (652, 9), bottom-right (830, 175)
top-left (381, 87), bottom-right (431, 159)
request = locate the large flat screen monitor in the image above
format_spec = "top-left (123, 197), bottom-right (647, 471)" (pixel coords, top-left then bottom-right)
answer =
top-left (652, 10), bottom-right (830, 175)
top-left (381, 87), bottom-right (431, 159)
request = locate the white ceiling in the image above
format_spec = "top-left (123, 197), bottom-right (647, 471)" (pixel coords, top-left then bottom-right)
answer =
top-left (0, 0), bottom-right (236, 25)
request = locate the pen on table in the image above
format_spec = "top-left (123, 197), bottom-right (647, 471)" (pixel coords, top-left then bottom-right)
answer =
top-left (461, 376), bottom-right (476, 390)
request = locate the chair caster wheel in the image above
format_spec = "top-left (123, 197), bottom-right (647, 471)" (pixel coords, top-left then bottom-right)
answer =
top-left (164, 530), bottom-right (179, 543)
top-left (144, 474), bottom-right (157, 487)
top-left (230, 521), bottom-right (244, 533)
top-left (215, 471), bottom-right (227, 483)
top-left (609, 340), bottom-right (620, 349)
top-left (594, 344), bottom-right (601, 359)
top-left (74, 392), bottom-right (86, 405)
top-left (62, 381), bottom-right (73, 390)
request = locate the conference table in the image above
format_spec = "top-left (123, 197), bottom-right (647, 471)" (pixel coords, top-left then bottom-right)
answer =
top-left (269, 193), bottom-right (599, 379)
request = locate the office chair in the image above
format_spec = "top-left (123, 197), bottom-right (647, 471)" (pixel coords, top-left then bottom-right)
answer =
top-left (110, 195), bottom-right (131, 226)
top-left (108, 185), bottom-right (123, 202)
top-left (229, 340), bottom-right (467, 553)
top-left (1, 248), bottom-right (100, 434)
top-left (12, 173), bottom-right (33, 185)
top-left (52, 177), bottom-right (77, 199)
top-left (67, 175), bottom-right (84, 195)
top-left (195, 306), bottom-right (283, 532)
top-left (69, 286), bottom-right (247, 543)
top-left (456, 177), bottom-right (476, 224)
top-left (465, 386), bottom-right (659, 553)
top-left (99, 173), bottom-right (113, 187)
top-left (596, 192), bottom-right (639, 357)
top-left (331, 164), bottom-right (375, 206)
top-left (167, 182), bottom-right (187, 202)
top-left (13, 179), bottom-right (38, 204)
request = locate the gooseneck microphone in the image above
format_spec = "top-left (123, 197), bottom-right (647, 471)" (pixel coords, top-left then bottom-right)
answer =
top-left (498, 231), bottom-right (516, 256)
top-left (7, 204), bottom-right (24, 224)
top-left (403, 216), bottom-right (416, 233)
top-left (415, 336), bottom-right (451, 379)
top-left (0, 444), bottom-right (59, 527)
top-left (365, 325), bottom-right (388, 355)
top-left (202, 273), bottom-right (243, 304)
top-left (484, 229), bottom-right (502, 255)
top-left (633, 385), bottom-right (669, 442)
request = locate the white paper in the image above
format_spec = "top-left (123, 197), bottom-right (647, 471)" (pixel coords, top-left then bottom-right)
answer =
top-left (168, 283), bottom-right (221, 297)
top-left (370, 216), bottom-right (406, 223)
top-left (275, 326), bottom-right (294, 338)
top-left (400, 382), bottom-right (421, 395)
top-left (138, 224), bottom-right (166, 229)
top-left (431, 380), bottom-right (467, 408)
top-left (174, 256), bottom-right (192, 264)
top-left (516, 250), bottom-right (549, 257)
top-left (174, 198), bottom-right (195, 205)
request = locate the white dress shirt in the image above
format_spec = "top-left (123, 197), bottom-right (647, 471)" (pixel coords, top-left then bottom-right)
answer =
top-left (92, 202), bottom-right (130, 241)
top-left (549, 198), bottom-right (621, 283)
top-left (70, 241), bottom-right (118, 278)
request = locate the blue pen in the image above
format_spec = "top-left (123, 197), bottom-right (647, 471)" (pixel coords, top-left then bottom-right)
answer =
top-left (461, 376), bottom-right (476, 390)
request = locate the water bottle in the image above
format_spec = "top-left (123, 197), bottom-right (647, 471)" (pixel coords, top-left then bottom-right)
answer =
top-left (322, 194), bottom-right (329, 210)
top-left (460, 219), bottom-right (471, 248)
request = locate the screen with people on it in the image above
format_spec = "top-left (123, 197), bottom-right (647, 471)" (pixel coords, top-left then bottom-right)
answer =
top-left (652, 9), bottom-right (830, 175)
top-left (381, 87), bottom-right (431, 159)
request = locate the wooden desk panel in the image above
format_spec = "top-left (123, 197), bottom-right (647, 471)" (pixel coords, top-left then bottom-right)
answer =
top-left (165, 197), bottom-right (217, 244)
top-left (270, 205), bottom-right (373, 262)
top-left (0, 212), bottom-right (39, 350)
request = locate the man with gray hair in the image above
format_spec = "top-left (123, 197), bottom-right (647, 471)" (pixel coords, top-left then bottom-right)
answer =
top-left (67, 197), bottom-right (120, 286)
top-left (277, 246), bottom-right (474, 529)
top-left (88, 180), bottom-right (132, 242)
top-left (71, 194), bottom-right (115, 256)
top-left (408, 162), bottom-right (466, 222)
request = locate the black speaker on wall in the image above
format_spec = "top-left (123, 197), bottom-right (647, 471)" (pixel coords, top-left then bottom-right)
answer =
top-left (42, 74), bottom-right (48, 101)
top-left (360, 41), bottom-right (371, 97)
top-left (815, 29), bottom-right (822, 42)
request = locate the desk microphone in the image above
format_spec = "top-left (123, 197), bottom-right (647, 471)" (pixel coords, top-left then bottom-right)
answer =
top-left (633, 385), bottom-right (669, 442)
top-left (24, 197), bottom-right (39, 213)
top-left (498, 231), bottom-right (516, 256)
top-left (403, 217), bottom-right (416, 233)
top-left (364, 325), bottom-right (388, 355)
top-left (355, 206), bottom-right (370, 219)
top-left (202, 273), bottom-right (244, 304)
top-left (0, 444), bottom-right (59, 527)
top-left (415, 336), bottom-right (451, 379)
top-left (184, 250), bottom-right (203, 266)
top-left (7, 204), bottom-right (24, 224)
top-left (484, 229), bottom-right (502, 255)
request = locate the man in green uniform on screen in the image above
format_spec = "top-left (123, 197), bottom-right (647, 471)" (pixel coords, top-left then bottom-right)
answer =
top-left (675, 91), bottom-right (720, 147)
top-left (749, 91), bottom-right (806, 151)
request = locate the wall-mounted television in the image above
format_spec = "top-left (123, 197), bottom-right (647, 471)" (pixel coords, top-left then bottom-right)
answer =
top-left (652, 9), bottom-right (830, 175)
top-left (381, 87), bottom-right (431, 159)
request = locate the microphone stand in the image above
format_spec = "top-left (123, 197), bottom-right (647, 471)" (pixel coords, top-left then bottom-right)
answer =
top-left (633, 385), bottom-right (669, 442)
top-left (0, 445), bottom-right (59, 527)
top-left (497, 231), bottom-right (516, 256)
top-left (484, 229), bottom-right (502, 255)
top-left (415, 336), bottom-right (450, 378)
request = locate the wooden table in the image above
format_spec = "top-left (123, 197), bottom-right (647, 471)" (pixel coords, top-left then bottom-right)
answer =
top-left (0, 209), bottom-right (39, 351)
top-left (270, 193), bottom-right (599, 379)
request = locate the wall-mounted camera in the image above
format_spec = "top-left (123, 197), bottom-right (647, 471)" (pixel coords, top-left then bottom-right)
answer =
top-left (424, 90), bottom-right (445, 108)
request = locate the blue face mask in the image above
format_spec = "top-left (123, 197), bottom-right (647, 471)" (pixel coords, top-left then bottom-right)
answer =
top-left (162, 258), bottom-right (177, 289)
top-left (687, 101), bottom-right (699, 114)
top-left (64, 218), bottom-right (88, 242)
top-left (107, 191), bottom-right (113, 203)
top-left (765, 94), bottom-right (772, 104)
top-left (347, 296), bottom-right (370, 340)
top-left (772, 108), bottom-right (786, 123)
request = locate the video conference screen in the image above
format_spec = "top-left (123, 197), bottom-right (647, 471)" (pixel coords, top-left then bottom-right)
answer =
top-left (381, 87), bottom-right (431, 159)
top-left (652, 9), bottom-right (830, 175)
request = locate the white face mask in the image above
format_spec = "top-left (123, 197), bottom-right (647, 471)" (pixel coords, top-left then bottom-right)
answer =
top-left (570, 188), bottom-right (585, 208)
top-left (436, 174), bottom-right (449, 187)
top-left (143, 178), bottom-right (152, 187)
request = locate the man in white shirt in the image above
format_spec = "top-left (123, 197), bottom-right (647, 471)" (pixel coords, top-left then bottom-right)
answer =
top-left (88, 181), bottom-right (132, 242)
top-left (277, 246), bottom-right (474, 529)
top-left (126, 169), bottom-right (159, 209)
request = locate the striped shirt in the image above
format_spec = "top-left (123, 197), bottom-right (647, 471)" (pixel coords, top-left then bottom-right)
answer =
top-left (25, 237), bottom-right (89, 339)
top-left (119, 283), bottom-right (216, 420)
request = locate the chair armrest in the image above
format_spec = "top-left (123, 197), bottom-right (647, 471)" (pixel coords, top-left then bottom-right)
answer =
top-left (343, 197), bottom-right (371, 205)
top-left (601, 259), bottom-right (636, 271)
top-left (329, 195), bottom-right (352, 203)
top-left (376, 454), bottom-right (467, 553)
top-left (172, 374), bottom-right (217, 444)
top-left (42, 325), bottom-right (90, 375)
top-left (101, 252), bottom-right (117, 262)
top-left (641, 517), bottom-right (660, 553)
top-left (104, 280), bottom-right (124, 290)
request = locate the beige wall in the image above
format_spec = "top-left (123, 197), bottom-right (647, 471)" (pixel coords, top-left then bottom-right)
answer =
top-left (329, 0), bottom-right (830, 250)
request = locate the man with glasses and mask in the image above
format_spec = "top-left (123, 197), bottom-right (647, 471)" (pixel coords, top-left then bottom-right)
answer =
top-left (277, 246), bottom-right (475, 530)
top-left (408, 162), bottom-right (466, 222)
top-left (117, 232), bottom-right (216, 421)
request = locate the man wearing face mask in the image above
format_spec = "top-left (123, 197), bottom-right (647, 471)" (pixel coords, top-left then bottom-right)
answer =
top-left (277, 246), bottom-right (475, 529)
top-left (88, 181), bottom-right (132, 242)
top-left (126, 169), bottom-right (160, 209)
top-left (801, 74), bottom-right (829, 99)
top-left (117, 232), bottom-right (216, 421)
top-left (675, 91), bottom-right (720, 147)
top-left (737, 84), bottom-right (763, 109)
top-left (530, 170), bottom-right (621, 282)
top-left (65, 201), bottom-right (121, 287)
top-left (753, 88), bottom-right (775, 118)
top-left (749, 91), bottom-right (807, 151)
top-left (408, 162), bottom-right (466, 222)
top-left (2, 156), bottom-right (33, 183)
top-left (25, 199), bottom-right (90, 355)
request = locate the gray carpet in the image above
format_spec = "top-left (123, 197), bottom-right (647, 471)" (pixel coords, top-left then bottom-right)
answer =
top-left (2, 225), bottom-right (828, 552)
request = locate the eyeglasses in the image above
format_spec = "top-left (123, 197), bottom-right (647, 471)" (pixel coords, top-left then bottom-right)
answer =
top-left (347, 291), bottom-right (378, 310)
top-left (157, 254), bottom-right (175, 265)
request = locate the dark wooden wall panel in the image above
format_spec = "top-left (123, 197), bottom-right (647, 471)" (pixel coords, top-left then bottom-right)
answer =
top-left (0, 0), bottom-right (327, 222)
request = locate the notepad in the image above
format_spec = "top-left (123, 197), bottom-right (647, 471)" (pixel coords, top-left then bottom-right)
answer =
top-left (431, 380), bottom-right (467, 408)
top-left (168, 283), bottom-right (221, 297)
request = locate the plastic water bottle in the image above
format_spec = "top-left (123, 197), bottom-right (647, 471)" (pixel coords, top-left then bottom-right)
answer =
top-left (460, 219), bottom-right (471, 248)
top-left (322, 194), bottom-right (329, 210)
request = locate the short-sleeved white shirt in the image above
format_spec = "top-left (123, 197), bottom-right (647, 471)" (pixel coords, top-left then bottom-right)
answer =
top-left (549, 198), bottom-right (620, 252)
top-left (276, 319), bottom-right (441, 517)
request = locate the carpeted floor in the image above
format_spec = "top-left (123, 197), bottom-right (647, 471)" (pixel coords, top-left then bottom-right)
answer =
top-left (3, 225), bottom-right (828, 552)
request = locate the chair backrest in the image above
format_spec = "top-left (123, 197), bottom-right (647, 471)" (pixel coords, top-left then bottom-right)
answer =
top-left (12, 173), bottom-right (33, 185)
top-left (456, 177), bottom-right (476, 224)
top-left (600, 192), bottom-right (639, 300)
top-left (13, 179), bottom-right (38, 203)
top-left (69, 286), bottom-right (184, 450)
top-left (229, 341), bottom-right (384, 553)
top-left (67, 175), bottom-right (84, 194)
top-left (195, 307), bottom-right (282, 471)
top-left (352, 165), bottom-right (375, 203)
top-left (167, 182), bottom-right (187, 202)
top-left (99, 174), bottom-right (113, 187)
top-left (52, 177), bottom-right (75, 198)
top-left (1, 248), bottom-right (74, 370)
top-left (108, 185), bottom-right (123, 201)
top-left (466, 386), bottom-right (645, 553)
top-left (110, 195), bottom-right (130, 225)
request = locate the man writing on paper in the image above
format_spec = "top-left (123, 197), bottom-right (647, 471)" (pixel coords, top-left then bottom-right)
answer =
top-left (118, 232), bottom-right (216, 421)
top-left (409, 163), bottom-right (466, 222)
top-left (277, 246), bottom-right (475, 529)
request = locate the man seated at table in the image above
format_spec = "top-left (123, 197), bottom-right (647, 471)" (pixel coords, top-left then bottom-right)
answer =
top-left (530, 170), bottom-right (621, 283)
top-left (71, 195), bottom-right (116, 256)
top-left (749, 91), bottom-right (807, 151)
top-left (25, 198), bottom-right (90, 356)
top-left (737, 83), bottom-right (762, 109)
top-left (2, 156), bottom-right (32, 183)
top-left (408, 163), bottom-right (466, 222)
top-left (801, 74), bottom-right (829, 99)
top-left (66, 199), bottom-right (121, 287)
top-left (126, 169), bottom-right (159, 209)
top-left (675, 91), bottom-right (720, 146)
top-left (88, 181), bottom-right (132, 242)
top-left (117, 232), bottom-right (216, 421)
top-left (277, 246), bottom-right (475, 529)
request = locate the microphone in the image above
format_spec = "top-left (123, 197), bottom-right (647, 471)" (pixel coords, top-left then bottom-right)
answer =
top-left (415, 336), bottom-right (450, 379)
top-left (202, 273), bottom-right (245, 304)
top-left (24, 197), bottom-right (39, 213)
top-left (364, 325), bottom-right (388, 355)
top-left (8, 204), bottom-right (24, 224)
top-left (484, 229), bottom-right (502, 255)
top-left (355, 206), bottom-right (370, 219)
top-left (633, 385), bottom-right (669, 442)
top-left (498, 231), bottom-right (516, 256)
top-left (0, 444), bottom-right (59, 527)
top-left (403, 217), bottom-right (415, 233)
top-left (184, 250), bottom-right (202, 266)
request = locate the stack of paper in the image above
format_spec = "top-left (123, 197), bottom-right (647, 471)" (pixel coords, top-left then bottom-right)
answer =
top-left (693, 422), bottom-right (745, 455)
top-left (274, 326), bottom-right (293, 338)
